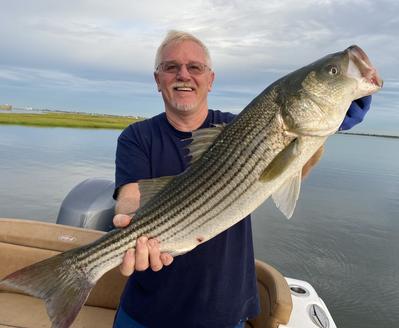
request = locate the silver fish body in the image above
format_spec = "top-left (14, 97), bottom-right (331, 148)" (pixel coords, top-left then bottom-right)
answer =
top-left (0, 45), bottom-right (382, 328)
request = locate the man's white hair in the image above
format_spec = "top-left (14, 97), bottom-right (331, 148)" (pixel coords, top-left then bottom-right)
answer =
top-left (154, 30), bottom-right (212, 71)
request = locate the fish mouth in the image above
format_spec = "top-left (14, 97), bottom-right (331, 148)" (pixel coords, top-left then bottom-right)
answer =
top-left (346, 45), bottom-right (383, 90)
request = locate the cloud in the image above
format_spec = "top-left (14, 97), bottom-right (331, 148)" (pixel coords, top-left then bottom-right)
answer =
top-left (2, 0), bottom-right (397, 72)
top-left (0, 0), bottom-right (398, 117)
top-left (0, 66), bottom-right (154, 95)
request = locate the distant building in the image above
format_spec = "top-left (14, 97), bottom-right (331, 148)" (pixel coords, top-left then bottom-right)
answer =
top-left (0, 104), bottom-right (12, 111)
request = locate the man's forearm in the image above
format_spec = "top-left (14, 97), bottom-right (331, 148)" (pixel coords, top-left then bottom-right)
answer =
top-left (115, 197), bottom-right (140, 216)
top-left (114, 182), bottom-right (141, 216)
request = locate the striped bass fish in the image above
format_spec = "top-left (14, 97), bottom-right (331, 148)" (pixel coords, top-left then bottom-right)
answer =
top-left (0, 45), bottom-right (382, 328)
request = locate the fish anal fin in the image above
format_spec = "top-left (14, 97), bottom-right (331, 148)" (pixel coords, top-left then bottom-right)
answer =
top-left (272, 171), bottom-right (302, 219)
top-left (186, 124), bottom-right (226, 165)
top-left (138, 176), bottom-right (174, 207)
top-left (161, 237), bottom-right (204, 256)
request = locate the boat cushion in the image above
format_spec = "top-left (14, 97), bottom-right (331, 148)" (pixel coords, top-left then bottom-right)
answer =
top-left (0, 292), bottom-right (115, 328)
top-left (246, 260), bottom-right (293, 328)
top-left (0, 218), bottom-right (127, 309)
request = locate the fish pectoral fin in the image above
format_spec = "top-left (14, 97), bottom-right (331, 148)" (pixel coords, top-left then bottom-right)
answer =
top-left (260, 138), bottom-right (300, 181)
top-left (185, 124), bottom-right (226, 165)
top-left (259, 139), bottom-right (302, 219)
top-left (138, 176), bottom-right (174, 207)
top-left (272, 171), bottom-right (302, 219)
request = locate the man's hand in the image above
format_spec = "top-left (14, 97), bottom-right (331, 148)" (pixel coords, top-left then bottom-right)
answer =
top-left (113, 214), bottom-right (174, 276)
top-left (339, 95), bottom-right (372, 131)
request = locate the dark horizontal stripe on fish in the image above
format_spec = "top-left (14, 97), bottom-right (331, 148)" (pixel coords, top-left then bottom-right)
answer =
top-left (135, 109), bottom-right (265, 217)
top-left (78, 136), bottom-right (262, 268)
top-left (93, 134), bottom-right (264, 269)
top-left (84, 122), bottom-right (284, 269)
top-left (133, 121), bottom-right (266, 227)
top-left (78, 109), bottom-right (282, 268)
top-left (160, 128), bottom-right (291, 241)
top-left (79, 119), bottom-right (262, 263)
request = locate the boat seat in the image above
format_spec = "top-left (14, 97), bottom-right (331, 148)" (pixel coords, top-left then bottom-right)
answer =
top-left (0, 218), bottom-right (125, 327)
top-left (245, 260), bottom-right (292, 328)
top-left (0, 292), bottom-right (116, 328)
top-left (0, 218), bottom-right (292, 328)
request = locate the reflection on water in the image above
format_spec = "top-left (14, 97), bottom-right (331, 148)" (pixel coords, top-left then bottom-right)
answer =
top-left (0, 126), bottom-right (398, 327)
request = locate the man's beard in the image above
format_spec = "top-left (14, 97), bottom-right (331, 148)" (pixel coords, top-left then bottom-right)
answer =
top-left (172, 101), bottom-right (197, 112)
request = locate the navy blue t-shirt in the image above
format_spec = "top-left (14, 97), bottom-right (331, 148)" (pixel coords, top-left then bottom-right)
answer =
top-left (114, 110), bottom-right (260, 328)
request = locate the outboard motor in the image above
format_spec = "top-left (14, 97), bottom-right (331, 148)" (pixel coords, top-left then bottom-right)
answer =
top-left (56, 178), bottom-right (116, 231)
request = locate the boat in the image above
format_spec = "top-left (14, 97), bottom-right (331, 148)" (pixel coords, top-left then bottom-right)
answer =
top-left (0, 178), bottom-right (336, 328)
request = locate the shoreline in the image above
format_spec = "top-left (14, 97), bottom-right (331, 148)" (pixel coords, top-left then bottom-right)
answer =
top-left (0, 112), bottom-right (142, 130)
top-left (337, 131), bottom-right (399, 139)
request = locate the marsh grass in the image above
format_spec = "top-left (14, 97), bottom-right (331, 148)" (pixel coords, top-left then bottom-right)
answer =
top-left (0, 112), bottom-right (142, 129)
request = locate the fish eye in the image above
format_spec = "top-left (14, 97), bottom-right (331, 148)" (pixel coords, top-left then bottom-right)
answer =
top-left (328, 65), bottom-right (339, 75)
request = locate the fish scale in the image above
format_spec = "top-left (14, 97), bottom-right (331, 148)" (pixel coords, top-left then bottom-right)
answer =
top-left (0, 45), bottom-right (383, 328)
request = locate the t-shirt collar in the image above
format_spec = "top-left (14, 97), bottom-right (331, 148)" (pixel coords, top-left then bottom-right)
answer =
top-left (161, 110), bottom-right (213, 138)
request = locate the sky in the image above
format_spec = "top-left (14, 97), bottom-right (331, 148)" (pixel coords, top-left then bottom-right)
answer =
top-left (0, 0), bottom-right (398, 133)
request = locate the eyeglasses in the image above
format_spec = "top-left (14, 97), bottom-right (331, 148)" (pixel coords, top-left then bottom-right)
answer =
top-left (156, 61), bottom-right (211, 75)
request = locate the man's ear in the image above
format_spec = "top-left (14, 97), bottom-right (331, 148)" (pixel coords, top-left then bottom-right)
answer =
top-left (208, 71), bottom-right (215, 92)
top-left (154, 72), bottom-right (161, 92)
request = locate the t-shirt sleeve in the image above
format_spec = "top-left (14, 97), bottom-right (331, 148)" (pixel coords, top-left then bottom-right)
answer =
top-left (113, 125), bottom-right (151, 199)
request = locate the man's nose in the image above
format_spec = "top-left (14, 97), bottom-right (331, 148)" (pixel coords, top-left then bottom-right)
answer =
top-left (176, 64), bottom-right (191, 80)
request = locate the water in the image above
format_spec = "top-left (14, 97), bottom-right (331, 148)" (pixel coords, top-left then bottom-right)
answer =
top-left (0, 125), bottom-right (398, 327)
top-left (0, 126), bottom-right (119, 220)
top-left (253, 134), bottom-right (399, 327)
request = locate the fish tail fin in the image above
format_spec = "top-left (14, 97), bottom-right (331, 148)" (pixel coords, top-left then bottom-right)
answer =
top-left (0, 249), bottom-right (95, 328)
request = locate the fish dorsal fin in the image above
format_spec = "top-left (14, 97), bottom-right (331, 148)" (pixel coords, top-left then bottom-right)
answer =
top-left (272, 171), bottom-right (301, 219)
top-left (186, 124), bottom-right (226, 165)
top-left (138, 176), bottom-right (174, 207)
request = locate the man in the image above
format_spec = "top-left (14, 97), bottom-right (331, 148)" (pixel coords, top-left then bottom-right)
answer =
top-left (112, 31), bottom-right (371, 328)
